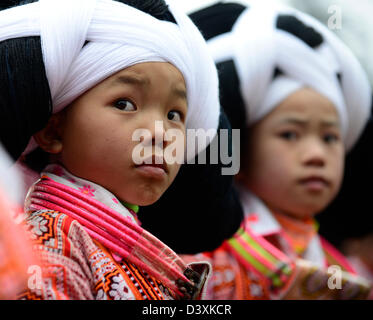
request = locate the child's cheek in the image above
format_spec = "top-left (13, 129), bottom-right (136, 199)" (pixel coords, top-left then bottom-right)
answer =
top-left (330, 154), bottom-right (345, 195)
top-left (261, 143), bottom-right (293, 181)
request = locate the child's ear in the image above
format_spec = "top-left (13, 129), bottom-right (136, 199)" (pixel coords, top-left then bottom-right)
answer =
top-left (34, 113), bottom-right (65, 154)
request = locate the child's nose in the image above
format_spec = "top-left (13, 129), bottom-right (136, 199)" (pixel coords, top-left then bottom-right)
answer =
top-left (301, 139), bottom-right (326, 167)
top-left (140, 115), bottom-right (166, 149)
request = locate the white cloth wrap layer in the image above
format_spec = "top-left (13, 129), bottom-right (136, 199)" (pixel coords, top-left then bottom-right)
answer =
top-left (207, 2), bottom-right (371, 151)
top-left (0, 0), bottom-right (220, 158)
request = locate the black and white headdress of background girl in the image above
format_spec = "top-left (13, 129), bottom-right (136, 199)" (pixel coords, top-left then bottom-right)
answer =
top-left (190, 0), bottom-right (372, 151)
top-left (0, 0), bottom-right (220, 162)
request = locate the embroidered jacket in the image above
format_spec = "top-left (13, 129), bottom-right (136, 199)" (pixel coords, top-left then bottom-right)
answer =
top-left (182, 248), bottom-right (270, 300)
top-left (236, 186), bottom-right (372, 299)
top-left (19, 164), bottom-right (210, 300)
top-left (182, 187), bottom-right (373, 300)
top-left (19, 209), bottom-right (176, 300)
top-left (239, 188), bottom-right (348, 268)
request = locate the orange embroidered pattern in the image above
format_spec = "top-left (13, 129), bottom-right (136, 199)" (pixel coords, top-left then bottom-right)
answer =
top-left (19, 210), bottom-right (174, 300)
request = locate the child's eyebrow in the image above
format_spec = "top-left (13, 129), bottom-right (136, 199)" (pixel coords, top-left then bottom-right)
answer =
top-left (110, 75), bottom-right (150, 87)
top-left (277, 117), bottom-right (340, 128)
top-left (172, 87), bottom-right (187, 102)
top-left (278, 117), bottom-right (308, 126)
top-left (108, 75), bottom-right (187, 102)
top-left (320, 119), bottom-right (340, 128)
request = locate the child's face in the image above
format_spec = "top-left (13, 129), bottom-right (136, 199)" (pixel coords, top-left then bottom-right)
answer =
top-left (239, 87), bottom-right (345, 219)
top-left (53, 62), bottom-right (187, 206)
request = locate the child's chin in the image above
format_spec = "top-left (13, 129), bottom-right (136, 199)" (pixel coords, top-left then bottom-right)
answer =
top-left (290, 211), bottom-right (317, 220)
top-left (134, 193), bottom-right (163, 207)
top-left (288, 206), bottom-right (322, 220)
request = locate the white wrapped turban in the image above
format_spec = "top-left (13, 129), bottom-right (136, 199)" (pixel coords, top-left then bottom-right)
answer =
top-left (207, 2), bottom-right (371, 151)
top-left (0, 0), bottom-right (220, 157)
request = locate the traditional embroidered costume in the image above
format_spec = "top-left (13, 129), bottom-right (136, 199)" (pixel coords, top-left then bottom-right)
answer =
top-left (19, 164), bottom-right (210, 300)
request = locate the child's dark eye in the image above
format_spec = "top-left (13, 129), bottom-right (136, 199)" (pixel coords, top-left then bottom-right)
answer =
top-left (280, 131), bottom-right (298, 141)
top-left (167, 110), bottom-right (182, 122)
top-left (323, 133), bottom-right (339, 144)
top-left (114, 99), bottom-right (137, 111)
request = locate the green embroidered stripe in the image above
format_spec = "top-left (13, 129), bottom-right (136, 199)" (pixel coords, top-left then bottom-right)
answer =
top-left (240, 229), bottom-right (281, 265)
top-left (228, 237), bottom-right (284, 287)
top-left (240, 229), bottom-right (293, 277)
top-left (227, 237), bottom-right (274, 277)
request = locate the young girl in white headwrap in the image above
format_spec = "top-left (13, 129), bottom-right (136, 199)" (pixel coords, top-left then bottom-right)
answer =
top-left (0, 0), bottom-right (221, 300)
top-left (190, 1), bottom-right (372, 299)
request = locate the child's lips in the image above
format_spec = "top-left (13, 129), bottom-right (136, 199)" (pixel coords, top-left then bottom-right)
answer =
top-left (135, 164), bottom-right (167, 179)
top-left (298, 176), bottom-right (330, 192)
top-left (134, 156), bottom-right (168, 179)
